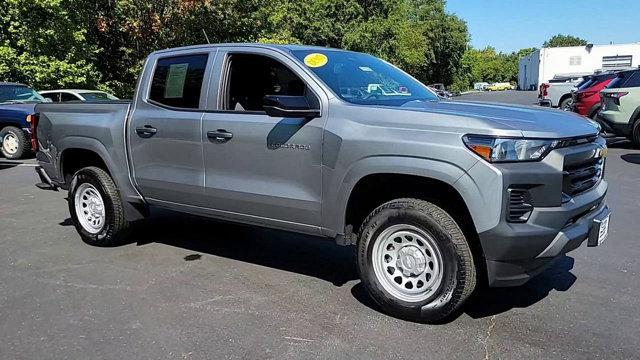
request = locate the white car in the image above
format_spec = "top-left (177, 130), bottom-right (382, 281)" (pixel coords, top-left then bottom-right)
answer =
top-left (39, 89), bottom-right (118, 102)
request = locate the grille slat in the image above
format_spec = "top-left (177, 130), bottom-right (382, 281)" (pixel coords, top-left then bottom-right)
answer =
top-left (563, 158), bottom-right (603, 197)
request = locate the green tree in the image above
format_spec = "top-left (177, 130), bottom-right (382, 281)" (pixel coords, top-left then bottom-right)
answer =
top-left (1, 0), bottom-right (472, 97)
top-left (543, 34), bottom-right (588, 48)
top-left (0, 0), bottom-right (103, 90)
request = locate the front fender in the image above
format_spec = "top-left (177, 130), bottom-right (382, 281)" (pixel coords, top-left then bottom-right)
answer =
top-left (322, 155), bottom-right (477, 237)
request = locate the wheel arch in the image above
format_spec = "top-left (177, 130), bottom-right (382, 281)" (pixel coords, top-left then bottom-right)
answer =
top-left (558, 93), bottom-right (572, 108)
top-left (325, 156), bottom-right (481, 241)
top-left (58, 138), bottom-right (117, 186)
top-left (57, 137), bottom-right (147, 221)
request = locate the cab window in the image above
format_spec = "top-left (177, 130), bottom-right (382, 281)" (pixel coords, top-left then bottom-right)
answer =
top-left (223, 53), bottom-right (315, 112)
top-left (149, 54), bottom-right (208, 109)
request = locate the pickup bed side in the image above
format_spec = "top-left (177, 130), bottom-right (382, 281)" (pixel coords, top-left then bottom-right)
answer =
top-left (35, 101), bottom-right (147, 221)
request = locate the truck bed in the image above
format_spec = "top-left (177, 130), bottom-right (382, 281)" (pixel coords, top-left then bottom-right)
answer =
top-left (34, 101), bottom-right (142, 207)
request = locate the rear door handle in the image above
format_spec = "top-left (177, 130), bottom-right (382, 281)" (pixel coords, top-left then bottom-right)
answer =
top-left (136, 125), bottom-right (157, 138)
top-left (207, 129), bottom-right (233, 142)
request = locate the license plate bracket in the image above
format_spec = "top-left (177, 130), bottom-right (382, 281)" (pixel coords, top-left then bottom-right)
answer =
top-left (587, 206), bottom-right (611, 247)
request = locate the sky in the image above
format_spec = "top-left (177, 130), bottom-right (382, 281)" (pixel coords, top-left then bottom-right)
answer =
top-left (446, 0), bottom-right (640, 53)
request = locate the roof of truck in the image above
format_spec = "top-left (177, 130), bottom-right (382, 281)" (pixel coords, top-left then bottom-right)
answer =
top-left (152, 43), bottom-right (351, 55)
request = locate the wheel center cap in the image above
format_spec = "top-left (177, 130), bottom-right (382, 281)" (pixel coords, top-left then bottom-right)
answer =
top-left (396, 246), bottom-right (426, 276)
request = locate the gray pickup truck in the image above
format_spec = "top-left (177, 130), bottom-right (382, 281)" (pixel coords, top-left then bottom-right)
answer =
top-left (33, 44), bottom-right (611, 323)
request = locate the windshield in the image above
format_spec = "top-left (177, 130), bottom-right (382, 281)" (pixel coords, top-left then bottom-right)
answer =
top-left (79, 92), bottom-right (118, 101)
top-left (0, 85), bottom-right (45, 104)
top-left (291, 50), bottom-right (438, 106)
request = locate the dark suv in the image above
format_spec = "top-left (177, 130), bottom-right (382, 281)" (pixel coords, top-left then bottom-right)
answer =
top-left (0, 82), bottom-right (45, 159)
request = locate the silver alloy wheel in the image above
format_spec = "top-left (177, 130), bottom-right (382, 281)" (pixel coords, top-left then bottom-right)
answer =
top-left (74, 183), bottom-right (106, 234)
top-left (372, 224), bottom-right (444, 302)
top-left (2, 132), bottom-right (19, 155)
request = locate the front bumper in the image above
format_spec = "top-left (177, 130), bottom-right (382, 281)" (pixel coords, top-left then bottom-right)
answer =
top-left (483, 192), bottom-right (609, 287)
top-left (474, 137), bottom-right (609, 287)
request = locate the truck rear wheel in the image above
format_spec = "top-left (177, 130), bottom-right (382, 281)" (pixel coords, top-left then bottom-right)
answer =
top-left (357, 198), bottom-right (476, 323)
top-left (1, 126), bottom-right (28, 159)
top-left (68, 166), bottom-right (130, 246)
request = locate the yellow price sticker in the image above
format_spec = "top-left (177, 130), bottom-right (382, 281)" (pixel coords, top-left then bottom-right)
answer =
top-left (304, 53), bottom-right (328, 68)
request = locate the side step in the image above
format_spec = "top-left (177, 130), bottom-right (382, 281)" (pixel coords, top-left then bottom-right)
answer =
top-left (35, 166), bottom-right (58, 191)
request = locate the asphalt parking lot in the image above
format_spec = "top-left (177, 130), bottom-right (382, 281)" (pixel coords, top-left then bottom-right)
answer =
top-left (1, 91), bottom-right (639, 359)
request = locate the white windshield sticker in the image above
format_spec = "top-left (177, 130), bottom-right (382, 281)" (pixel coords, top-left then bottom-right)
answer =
top-left (359, 66), bottom-right (373, 72)
top-left (165, 63), bottom-right (189, 98)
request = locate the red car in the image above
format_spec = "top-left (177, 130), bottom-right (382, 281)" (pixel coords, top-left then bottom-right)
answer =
top-left (572, 73), bottom-right (617, 118)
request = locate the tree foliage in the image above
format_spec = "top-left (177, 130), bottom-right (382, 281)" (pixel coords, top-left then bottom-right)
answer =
top-left (0, 0), bottom-right (539, 96)
top-left (543, 34), bottom-right (588, 48)
top-left (451, 46), bottom-right (536, 91)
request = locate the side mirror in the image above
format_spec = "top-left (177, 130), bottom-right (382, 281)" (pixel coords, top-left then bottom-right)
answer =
top-left (263, 95), bottom-right (320, 119)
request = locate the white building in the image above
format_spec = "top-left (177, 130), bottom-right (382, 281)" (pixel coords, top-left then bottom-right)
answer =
top-left (518, 43), bottom-right (640, 90)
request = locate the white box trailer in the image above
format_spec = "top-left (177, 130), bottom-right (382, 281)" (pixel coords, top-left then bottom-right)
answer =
top-left (518, 43), bottom-right (640, 90)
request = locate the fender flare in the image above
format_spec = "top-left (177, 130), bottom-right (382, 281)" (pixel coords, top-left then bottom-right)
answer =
top-left (323, 155), bottom-right (480, 237)
top-left (57, 137), bottom-right (147, 221)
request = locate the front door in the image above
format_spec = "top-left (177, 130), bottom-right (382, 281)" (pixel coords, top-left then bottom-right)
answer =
top-left (201, 49), bottom-right (325, 231)
top-left (129, 52), bottom-right (212, 206)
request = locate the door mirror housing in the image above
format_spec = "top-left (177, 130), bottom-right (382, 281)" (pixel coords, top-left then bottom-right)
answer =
top-left (263, 95), bottom-right (320, 119)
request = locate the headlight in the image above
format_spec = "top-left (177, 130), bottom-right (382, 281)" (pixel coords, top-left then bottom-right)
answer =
top-left (463, 135), bottom-right (558, 162)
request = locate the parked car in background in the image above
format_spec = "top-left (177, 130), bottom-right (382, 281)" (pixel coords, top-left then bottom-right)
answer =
top-left (474, 82), bottom-right (489, 91)
top-left (33, 43), bottom-right (609, 323)
top-left (486, 82), bottom-right (511, 91)
top-left (598, 68), bottom-right (640, 146)
top-left (572, 72), bottom-right (618, 119)
top-left (427, 83), bottom-right (451, 98)
top-left (0, 82), bottom-right (45, 159)
top-left (538, 74), bottom-right (588, 110)
top-left (39, 89), bottom-right (118, 102)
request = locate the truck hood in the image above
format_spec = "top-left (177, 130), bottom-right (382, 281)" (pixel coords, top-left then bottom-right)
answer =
top-left (401, 100), bottom-right (599, 139)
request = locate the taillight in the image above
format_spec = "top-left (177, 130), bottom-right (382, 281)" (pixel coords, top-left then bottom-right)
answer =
top-left (540, 83), bottom-right (549, 97)
top-left (26, 114), bottom-right (38, 151)
top-left (578, 90), bottom-right (597, 100)
top-left (603, 92), bottom-right (628, 105)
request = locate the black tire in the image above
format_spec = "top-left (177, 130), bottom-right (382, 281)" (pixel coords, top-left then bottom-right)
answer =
top-left (357, 198), bottom-right (476, 323)
top-left (588, 105), bottom-right (601, 120)
top-left (0, 126), bottom-right (29, 159)
top-left (68, 166), bottom-right (130, 246)
top-left (559, 98), bottom-right (572, 111)
top-left (631, 118), bottom-right (640, 148)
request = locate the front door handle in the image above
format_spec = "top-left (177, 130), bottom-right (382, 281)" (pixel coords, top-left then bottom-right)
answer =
top-left (136, 125), bottom-right (157, 138)
top-left (207, 129), bottom-right (233, 142)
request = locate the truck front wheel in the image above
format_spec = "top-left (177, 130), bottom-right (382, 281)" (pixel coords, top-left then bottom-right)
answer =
top-left (68, 166), bottom-right (130, 246)
top-left (357, 198), bottom-right (476, 323)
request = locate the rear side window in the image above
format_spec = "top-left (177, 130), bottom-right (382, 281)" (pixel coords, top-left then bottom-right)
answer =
top-left (608, 71), bottom-right (640, 89)
top-left (149, 54), bottom-right (208, 109)
top-left (623, 72), bottom-right (640, 88)
top-left (61, 92), bottom-right (79, 102)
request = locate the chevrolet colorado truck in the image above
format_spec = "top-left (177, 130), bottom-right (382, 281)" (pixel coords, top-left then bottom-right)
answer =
top-left (33, 44), bottom-right (611, 323)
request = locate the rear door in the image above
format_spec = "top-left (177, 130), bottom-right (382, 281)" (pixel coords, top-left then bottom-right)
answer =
top-left (128, 50), bottom-right (215, 206)
top-left (200, 48), bottom-right (326, 232)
